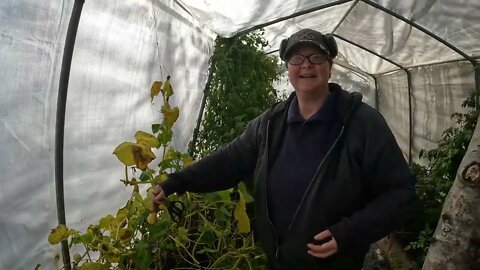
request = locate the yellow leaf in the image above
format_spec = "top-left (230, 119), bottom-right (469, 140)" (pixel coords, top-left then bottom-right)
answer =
top-left (182, 155), bottom-right (193, 167)
top-left (159, 173), bottom-right (168, 181)
top-left (147, 213), bottom-right (158, 224)
top-left (174, 227), bottom-right (188, 248)
top-left (78, 262), bottom-right (109, 270)
top-left (162, 106), bottom-right (179, 128)
top-left (153, 173), bottom-right (168, 185)
top-left (73, 253), bottom-right (82, 263)
top-left (116, 207), bottom-right (129, 223)
top-left (161, 103), bottom-right (171, 112)
top-left (118, 228), bottom-right (133, 242)
top-left (143, 189), bottom-right (155, 211)
top-left (48, 224), bottom-right (69, 244)
top-left (175, 226), bottom-right (189, 247)
top-left (113, 142), bottom-right (156, 171)
top-left (48, 225), bottom-right (77, 245)
top-left (113, 142), bottom-right (137, 166)
top-left (150, 81), bottom-right (162, 102)
top-left (163, 79), bottom-right (174, 99)
top-left (133, 144), bottom-right (156, 171)
top-left (135, 131), bottom-right (159, 148)
top-left (164, 147), bottom-right (175, 160)
top-left (99, 215), bottom-right (116, 230)
top-left (234, 196), bottom-right (251, 233)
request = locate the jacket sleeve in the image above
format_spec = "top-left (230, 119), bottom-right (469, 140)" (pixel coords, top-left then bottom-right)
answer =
top-left (160, 114), bottom-right (263, 196)
top-left (328, 108), bottom-right (417, 253)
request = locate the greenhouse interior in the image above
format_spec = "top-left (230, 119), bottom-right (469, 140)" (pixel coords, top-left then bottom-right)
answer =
top-left (1, 0), bottom-right (479, 269)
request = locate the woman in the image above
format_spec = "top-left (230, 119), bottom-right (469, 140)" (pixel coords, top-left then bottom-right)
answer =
top-left (153, 29), bottom-right (416, 270)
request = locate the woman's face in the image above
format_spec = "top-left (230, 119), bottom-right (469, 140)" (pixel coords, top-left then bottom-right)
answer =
top-left (287, 46), bottom-right (331, 95)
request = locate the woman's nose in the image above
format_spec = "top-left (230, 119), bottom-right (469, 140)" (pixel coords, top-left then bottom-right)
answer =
top-left (301, 58), bottom-right (313, 68)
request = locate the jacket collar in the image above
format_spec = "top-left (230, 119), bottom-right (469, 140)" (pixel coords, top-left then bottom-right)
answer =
top-left (287, 90), bottom-right (338, 124)
top-left (269, 83), bottom-right (363, 125)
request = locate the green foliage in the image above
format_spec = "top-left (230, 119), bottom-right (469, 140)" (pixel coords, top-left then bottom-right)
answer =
top-left (191, 29), bottom-right (283, 157)
top-left (404, 90), bottom-right (479, 266)
top-left (47, 78), bottom-right (266, 270)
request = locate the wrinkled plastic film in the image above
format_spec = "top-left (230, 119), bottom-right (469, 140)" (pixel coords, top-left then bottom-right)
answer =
top-left (0, 0), bottom-right (214, 269)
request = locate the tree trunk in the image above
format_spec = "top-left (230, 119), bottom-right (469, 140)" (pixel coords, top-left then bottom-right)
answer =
top-left (422, 116), bottom-right (480, 270)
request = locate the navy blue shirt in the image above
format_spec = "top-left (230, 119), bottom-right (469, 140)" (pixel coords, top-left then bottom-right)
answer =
top-left (267, 89), bottom-right (342, 241)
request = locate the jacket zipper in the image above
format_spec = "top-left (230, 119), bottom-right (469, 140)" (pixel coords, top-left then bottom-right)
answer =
top-left (288, 125), bottom-right (346, 231)
top-left (264, 120), bottom-right (280, 259)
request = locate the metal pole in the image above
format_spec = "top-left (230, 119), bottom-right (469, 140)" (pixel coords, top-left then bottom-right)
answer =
top-left (189, 68), bottom-right (213, 157)
top-left (333, 34), bottom-right (404, 70)
top-left (331, 0), bottom-right (359, 33)
top-left (474, 61), bottom-right (480, 110)
top-left (405, 69), bottom-right (413, 165)
top-left (55, 0), bottom-right (85, 269)
top-left (373, 75), bottom-right (379, 109)
top-left (361, 0), bottom-right (474, 63)
top-left (235, 0), bottom-right (352, 37)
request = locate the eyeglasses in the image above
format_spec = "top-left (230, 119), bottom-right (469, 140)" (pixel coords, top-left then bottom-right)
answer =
top-left (288, 54), bottom-right (329, 65)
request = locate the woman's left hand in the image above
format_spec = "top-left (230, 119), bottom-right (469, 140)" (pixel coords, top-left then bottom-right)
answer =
top-left (307, 230), bottom-right (338, 258)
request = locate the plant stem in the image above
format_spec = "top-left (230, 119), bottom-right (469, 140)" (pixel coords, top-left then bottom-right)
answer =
top-left (168, 235), bottom-right (200, 265)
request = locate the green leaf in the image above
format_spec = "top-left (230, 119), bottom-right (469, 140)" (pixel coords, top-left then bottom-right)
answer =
top-left (157, 124), bottom-right (173, 146)
top-left (238, 182), bottom-right (254, 203)
top-left (149, 218), bottom-right (172, 239)
top-left (71, 228), bottom-right (94, 245)
top-left (151, 123), bottom-right (161, 134)
top-left (214, 207), bottom-right (230, 225)
top-left (99, 215), bottom-right (116, 230)
top-left (139, 171), bottom-right (151, 182)
top-left (134, 212), bottom-right (147, 228)
top-left (133, 239), bottom-right (152, 270)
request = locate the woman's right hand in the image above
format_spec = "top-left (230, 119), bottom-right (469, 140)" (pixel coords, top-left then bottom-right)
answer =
top-left (152, 185), bottom-right (165, 212)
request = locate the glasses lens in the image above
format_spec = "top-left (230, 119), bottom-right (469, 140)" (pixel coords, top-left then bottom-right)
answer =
top-left (309, 54), bottom-right (328, 64)
top-left (288, 55), bottom-right (305, 65)
top-left (288, 54), bottom-right (328, 65)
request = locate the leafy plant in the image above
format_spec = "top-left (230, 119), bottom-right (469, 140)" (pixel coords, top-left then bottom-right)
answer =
top-left (191, 29), bottom-right (284, 158)
top-left (403, 90), bottom-right (479, 266)
top-left (47, 78), bottom-right (267, 270)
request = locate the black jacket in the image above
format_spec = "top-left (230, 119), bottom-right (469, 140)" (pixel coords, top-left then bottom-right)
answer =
top-left (162, 83), bottom-right (417, 269)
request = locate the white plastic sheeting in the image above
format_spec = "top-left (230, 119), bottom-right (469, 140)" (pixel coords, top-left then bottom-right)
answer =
top-left (331, 64), bottom-right (376, 106)
top-left (375, 61), bottom-right (475, 162)
top-left (377, 70), bottom-right (411, 159)
top-left (176, 0), bottom-right (340, 37)
top-left (0, 0), bottom-right (214, 269)
top-left (411, 61), bottom-right (475, 159)
top-left (1, 0), bottom-right (479, 269)
top-left (180, 0), bottom-right (480, 72)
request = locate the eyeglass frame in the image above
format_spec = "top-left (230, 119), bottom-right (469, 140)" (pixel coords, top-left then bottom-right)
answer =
top-left (287, 53), bottom-right (330, 65)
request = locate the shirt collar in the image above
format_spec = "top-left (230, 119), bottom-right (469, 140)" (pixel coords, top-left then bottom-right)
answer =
top-left (287, 88), bottom-right (338, 124)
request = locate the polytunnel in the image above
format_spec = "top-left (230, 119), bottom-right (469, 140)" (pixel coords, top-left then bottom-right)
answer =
top-left (1, 0), bottom-right (479, 269)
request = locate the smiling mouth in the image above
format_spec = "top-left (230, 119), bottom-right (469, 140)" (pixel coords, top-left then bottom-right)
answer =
top-left (300, 74), bottom-right (316, 78)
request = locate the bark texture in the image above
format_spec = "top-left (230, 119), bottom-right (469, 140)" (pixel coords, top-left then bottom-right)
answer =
top-left (422, 116), bottom-right (480, 270)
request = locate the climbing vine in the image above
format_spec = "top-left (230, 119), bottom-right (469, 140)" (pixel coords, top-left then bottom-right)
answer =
top-left (191, 29), bottom-right (283, 157)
